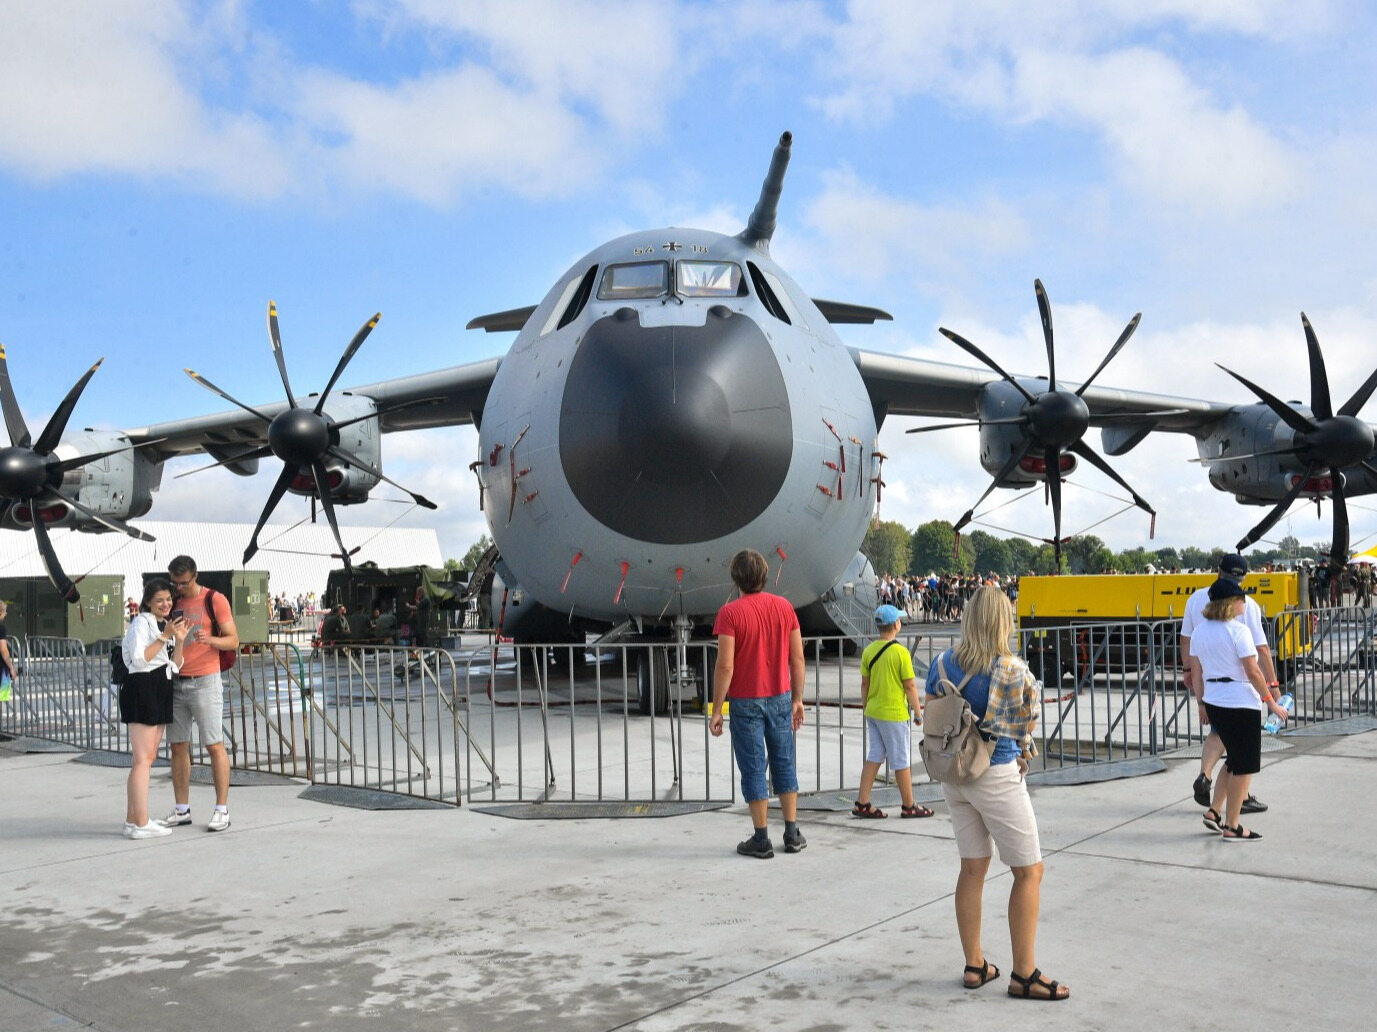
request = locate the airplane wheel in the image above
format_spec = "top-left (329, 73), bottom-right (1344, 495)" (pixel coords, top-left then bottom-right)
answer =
top-left (636, 647), bottom-right (671, 715)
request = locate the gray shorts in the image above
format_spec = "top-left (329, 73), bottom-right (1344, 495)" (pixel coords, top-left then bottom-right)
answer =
top-left (864, 716), bottom-right (913, 769)
top-left (169, 673), bottom-right (225, 746)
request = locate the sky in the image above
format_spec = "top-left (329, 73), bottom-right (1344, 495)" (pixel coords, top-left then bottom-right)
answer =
top-left (3, 0), bottom-right (1377, 573)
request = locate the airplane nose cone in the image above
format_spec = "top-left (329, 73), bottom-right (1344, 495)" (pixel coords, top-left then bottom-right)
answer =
top-left (560, 307), bottom-right (792, 544)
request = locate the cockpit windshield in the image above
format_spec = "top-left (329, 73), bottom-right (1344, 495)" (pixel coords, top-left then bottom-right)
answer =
top-left (598, 262), bottom-right (669, 300)
top-left (676, 260), bottom-right (743, 297)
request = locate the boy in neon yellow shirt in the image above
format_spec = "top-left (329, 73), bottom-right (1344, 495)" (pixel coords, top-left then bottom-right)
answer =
top-left (853, 604), bottom-right (932, 818)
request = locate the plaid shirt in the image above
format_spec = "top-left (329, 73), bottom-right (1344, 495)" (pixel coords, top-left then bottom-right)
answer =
top-left (979, 655), bottom-right (1040, 757)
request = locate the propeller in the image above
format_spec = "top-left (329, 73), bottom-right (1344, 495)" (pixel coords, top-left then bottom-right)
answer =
top-left (1220, 313), bottom-right (1377, 577)
top-left (184, 302), bottom-right (438, 572)
top-left (0, 346), bottom-right (154, 603)
top-left (913, 280), bottom-right (1155, 567)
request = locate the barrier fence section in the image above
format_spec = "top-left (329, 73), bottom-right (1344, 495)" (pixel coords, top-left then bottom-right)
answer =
top-left (5, 609), bottom-right (1374, 809)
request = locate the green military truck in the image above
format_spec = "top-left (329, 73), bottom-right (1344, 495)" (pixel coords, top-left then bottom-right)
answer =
top-left (0, 574), bottom-right (125, 645)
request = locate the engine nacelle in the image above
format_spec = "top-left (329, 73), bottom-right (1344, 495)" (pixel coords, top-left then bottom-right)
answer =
top-left (976, 380), bottom-right (1077, 486)
top-left (289, 393), bottom-right (382, 505)
top-left (3, 430), bottom-right (160, 532)
top-left (1197, 404), bottom-right (1298, 504)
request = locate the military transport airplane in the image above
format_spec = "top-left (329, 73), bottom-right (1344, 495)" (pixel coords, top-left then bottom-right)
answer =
top-left (3, 133), bottom-right (1376, 708)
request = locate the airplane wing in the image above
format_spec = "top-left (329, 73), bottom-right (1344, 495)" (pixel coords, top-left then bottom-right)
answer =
top-left (849, 346), bottom-right (1231, 433)
top-left (124, 357), bottom-right (501, 463)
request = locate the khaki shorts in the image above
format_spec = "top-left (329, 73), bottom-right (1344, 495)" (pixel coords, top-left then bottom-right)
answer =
top-left (941, 761), bottom-right (1042, 868)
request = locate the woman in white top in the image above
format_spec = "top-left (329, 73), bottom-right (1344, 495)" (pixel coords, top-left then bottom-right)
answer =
top-left (1187, 579), bottom-right (1288, 840)
top-left (120, 578), bottom-right (189, 839)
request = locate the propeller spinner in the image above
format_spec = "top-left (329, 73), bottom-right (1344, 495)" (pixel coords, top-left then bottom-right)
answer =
top-left (0, 346), bottom-right (154, 602)
top-left (184, 302), bottom-right (438, 572)
top-left (1220, 313), bottom-right (1377, 576)
top-left (912, 280), bottom-right (1160, 567)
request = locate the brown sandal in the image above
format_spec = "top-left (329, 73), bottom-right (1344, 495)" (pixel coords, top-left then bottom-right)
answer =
top-left (852, 801), bottom-right (886, 819)
top-left (901, 804), bottom-right (934, 818)
top-left (1008, 968), bottom-right (1069, 1000)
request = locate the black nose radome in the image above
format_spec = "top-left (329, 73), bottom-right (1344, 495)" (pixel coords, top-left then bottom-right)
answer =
top-left (560, 310), bottom-right (792, 544)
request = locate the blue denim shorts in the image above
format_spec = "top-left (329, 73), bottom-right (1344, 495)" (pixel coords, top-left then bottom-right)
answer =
top-left (728, 692), bottom-right (799, 802)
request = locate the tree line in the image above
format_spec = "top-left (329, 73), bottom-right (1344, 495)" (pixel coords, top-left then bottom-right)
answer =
top-left (862, 521), bottom-right (1333, 579)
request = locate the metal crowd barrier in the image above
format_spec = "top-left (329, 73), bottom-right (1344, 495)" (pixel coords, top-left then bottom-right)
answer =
top-left (6, 610), bottom-right (1374, 810)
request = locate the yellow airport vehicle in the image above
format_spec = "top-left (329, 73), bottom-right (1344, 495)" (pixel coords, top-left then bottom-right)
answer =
top-left (1017, 572), bottom-right (1312, 684)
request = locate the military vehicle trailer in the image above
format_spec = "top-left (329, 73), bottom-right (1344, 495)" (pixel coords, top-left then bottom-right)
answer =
top-left (1017, 572), bottom-right (1311, 686)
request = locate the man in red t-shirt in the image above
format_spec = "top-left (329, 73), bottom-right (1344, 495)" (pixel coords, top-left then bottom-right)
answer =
top-left (160, 556), bottom-right (239, 832)
top-left (709, 549), bottom-right (806, 858)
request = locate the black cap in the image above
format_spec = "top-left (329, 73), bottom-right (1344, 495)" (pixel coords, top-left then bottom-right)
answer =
top-left (1218, 553), bottom-right (1248, 577)
top-left (1208, 577), bottom-right (1247, 601)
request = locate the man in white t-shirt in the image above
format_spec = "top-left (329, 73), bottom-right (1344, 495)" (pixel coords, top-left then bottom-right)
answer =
top-left (1179, 554), bottom-right (1280, 814)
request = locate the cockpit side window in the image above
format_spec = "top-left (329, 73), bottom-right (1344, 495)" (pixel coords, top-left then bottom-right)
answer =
top-left (747, 261), bottom-right (791, 325)
top-left (597, 261), bottom-right (670, 300)
top-left (555, 265), bottom-right (599, 331)
top-left (676, 260), bottom-right (744, 297)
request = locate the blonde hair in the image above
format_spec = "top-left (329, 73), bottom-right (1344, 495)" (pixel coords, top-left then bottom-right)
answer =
top-left (1203, 597), bottom-right (1240, 622)
top-left (953, 585), bottom-right (1017, 672)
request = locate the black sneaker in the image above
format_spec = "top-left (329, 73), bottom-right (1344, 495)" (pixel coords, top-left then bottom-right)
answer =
top-left (736, 836), bottom-right (774, 859)
top-left (1241, 794), bottom-right (1268, 814)
top-left (1192, 773), bottom-right (1212, 807)
top-left (783, 830), bottom-right (807, 854)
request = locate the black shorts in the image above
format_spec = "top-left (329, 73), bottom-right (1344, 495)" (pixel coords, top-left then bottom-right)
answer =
top-left (119, 669), bottom-right (174, 726)
top-left (1205, 702), bottom-right (1262, 776)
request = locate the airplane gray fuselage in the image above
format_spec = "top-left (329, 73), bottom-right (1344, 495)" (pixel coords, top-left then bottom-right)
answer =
top-left (476, 227), bottom-right (878, 626)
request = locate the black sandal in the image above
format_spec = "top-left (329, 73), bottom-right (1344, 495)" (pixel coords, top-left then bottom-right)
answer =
top-left (901, 803), bottom-right (934, 818)
top-left (1008, 967), bottom-right (1069, 1000)
top-left (1221, 824), bottom-right (1262, 841)
top-left (1202, 808), bottom-right (1223, 832)
top-left (852, 801), bottom-right (887, 819)
top-left (963, 959), bottom-right (999, 989)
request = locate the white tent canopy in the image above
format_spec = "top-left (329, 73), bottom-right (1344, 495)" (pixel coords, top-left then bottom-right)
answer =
top-left (0, 521), bottom-right (443, 601)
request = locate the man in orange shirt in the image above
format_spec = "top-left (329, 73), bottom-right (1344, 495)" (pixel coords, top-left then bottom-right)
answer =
top-left (160, 556), bottom-right (239, 832)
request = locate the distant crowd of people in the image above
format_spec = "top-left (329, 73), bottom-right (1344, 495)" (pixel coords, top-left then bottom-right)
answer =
top-left (877, 573), bottom-right (1019, 623)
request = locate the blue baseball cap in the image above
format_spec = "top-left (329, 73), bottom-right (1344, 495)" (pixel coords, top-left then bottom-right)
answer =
top-left (874, 604), bottom-right (903, 626)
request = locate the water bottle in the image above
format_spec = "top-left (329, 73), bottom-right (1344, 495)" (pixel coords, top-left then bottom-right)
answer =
top-left (1262, 692), bottom-right (1295, 734)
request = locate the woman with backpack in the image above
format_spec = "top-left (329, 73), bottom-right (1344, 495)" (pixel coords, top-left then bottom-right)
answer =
top-left (119, 578), bottom-right (189, 839)
top-left (924, 585), bottom-right (1069, 1001)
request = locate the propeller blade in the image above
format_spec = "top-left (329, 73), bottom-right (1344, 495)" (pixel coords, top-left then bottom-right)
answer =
top-left (326, 396), bottom-right (444, 433)
top-left (267, 301), bottom-right (298, 409)
top-left (185, 369), bottom-right (277, 424)
top-left (31, 515), bottom-right (79, 603)
top-left (906, 417), bottom-right (1028, 434)
top-left (315, 313), bottom-right (381, 415)
top-left (37, 489), bottom-right (154, 541)
top-left (1045, 446), bottom-right (1064, 568)
top-left (953, 442), bottom-right (1033, 533)
top-left (311, 459), bottom-right (355, 572)
top-left (938, 328), bottom-right (1037, 404)
top-left (1236, 464), bottom-right (1316, 551)
top-left (1187, 446), bottom-right (1299, 464)
top-left (1339, 364), bottom-right (1377, 418)
top-left (1331, 476), bottom-right (1349, 579)
top-left (1216, 364), bottom-right (1318, 435)
top-left (1301, 313), bottom-right (1333, 420)
top-left (173, 445), bottom-right (275, 480)
top-left (0, 343), bottom-right (34, 448)
top-left (1068, 441), bottom-right (1155, 514)
top-left (53, 437), bottom-right (168, 476)
top-left (325, 445), bottom-right (438, 509)
top-left (1034, 279), bottom-right (1055, 391)
top-left (34, 358), bottom-right (104, 456)
top-left (1091, 407), bottom-right (1188, 422)
top-left (243, 464), bottom-right (296, 566)
top-left (1076, 314), bottom-right (1142, 398)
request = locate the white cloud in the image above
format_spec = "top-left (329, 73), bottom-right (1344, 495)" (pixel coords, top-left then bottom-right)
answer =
top-left (0, 0), bottom-right (290, 197)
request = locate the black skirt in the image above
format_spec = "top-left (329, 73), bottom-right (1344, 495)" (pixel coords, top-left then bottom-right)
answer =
top-left (119, 668), bottom-right (174, 726)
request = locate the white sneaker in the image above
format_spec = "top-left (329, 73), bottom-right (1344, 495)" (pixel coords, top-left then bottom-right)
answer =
top-left (124, 822), bottom-right (172, 839)
top-left (207, 809), bottom-right (231, 832)
top-left (158, 808), bottom-right (193, 828)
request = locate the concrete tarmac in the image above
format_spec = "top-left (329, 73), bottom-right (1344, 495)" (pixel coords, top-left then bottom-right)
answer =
top-left (2, 728), bottom-right (1373, 1032)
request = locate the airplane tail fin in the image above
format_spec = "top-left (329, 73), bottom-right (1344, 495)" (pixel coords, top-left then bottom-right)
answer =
top-left (740, 131), bottom-right (792, 250)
